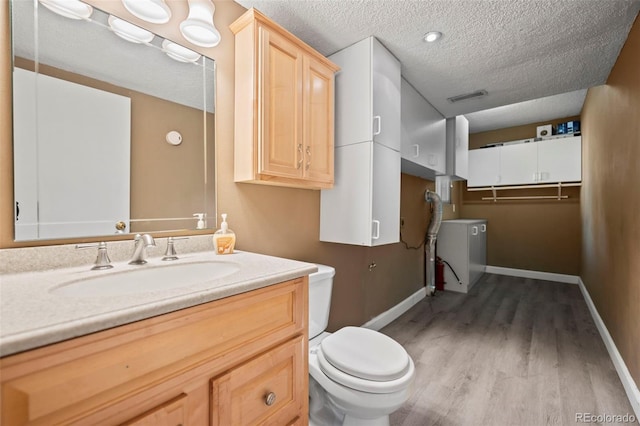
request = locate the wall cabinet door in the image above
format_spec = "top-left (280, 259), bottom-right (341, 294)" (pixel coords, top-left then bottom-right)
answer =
top-left (537, 137), bottom-right (581, 183)
top-left (259, 25), bottom-right (303, 179)
top-left (330, 37), bottom-right (400, 151)
top-left (468, 148), bottom-right (501, 187)
top-left (400, 78), bottom-right (446, 179)
top-left (371, 38), bottom-right (401, 152)
top-left (500, 143), bottom-right (538, 185)
top-left (303, 55), bottom-right (335, 183)
top-left (232, 9), bottom-right (339, 189)
top-left (320, 141), bottom-right (400, 246)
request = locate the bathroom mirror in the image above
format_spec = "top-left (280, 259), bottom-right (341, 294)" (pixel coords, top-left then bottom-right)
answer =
top-left (11, 0), bottom-right (215, 241)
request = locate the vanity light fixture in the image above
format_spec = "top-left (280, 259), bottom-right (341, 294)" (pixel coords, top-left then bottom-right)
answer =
top-left (162, 40), bottom-right (202, 63)
top-left (180, 0), bottom-right (221, 47)
top-left (39, 0), bottom-right (93, 20)
top-left (121, 0), bottom-right (171, 24)
top-left (108, 16), bottom-right (155, 44)
top-left (423, 31), bottom-right (442, 43)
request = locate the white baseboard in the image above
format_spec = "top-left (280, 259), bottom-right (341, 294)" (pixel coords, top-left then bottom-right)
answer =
top-left (362, 287), bottom-right (426, 331)
top-left (485, 265), bottom-right (580, 284)
top-left (578, 278), bottom-right (640, 419)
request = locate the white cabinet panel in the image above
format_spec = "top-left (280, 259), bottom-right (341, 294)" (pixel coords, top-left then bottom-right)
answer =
top-left (500, 143), bottom-right (537, 185)
top-left (320, 142), bottom-right (399, 246)
top-left (537, 137), bottom-right (581, 183)
top-left (371, 143), bottom-right (401, 246)
top-left (330, 37), bottom-right (400, 151)
top-left (400, 78), bottom-right (446, 179)
top-left (371, 39), bottom-right (401, 152)
top-left (468, 148), bottom-right (500, 187)
top-left (445, 116), bottom-right (469, 180)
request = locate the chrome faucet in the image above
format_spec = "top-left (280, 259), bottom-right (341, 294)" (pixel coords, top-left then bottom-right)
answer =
top-left (129, 234), bottom-right (156, 265)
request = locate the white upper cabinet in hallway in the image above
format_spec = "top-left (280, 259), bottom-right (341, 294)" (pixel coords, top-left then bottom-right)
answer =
top-left (320, 37), bottom-right (401, 246)
top-left (468, 135), bottom-right (582, 187)
top-left (400, 78), bottom-right (446, 180)
top-left (330, 37), bottom-right (401, 151)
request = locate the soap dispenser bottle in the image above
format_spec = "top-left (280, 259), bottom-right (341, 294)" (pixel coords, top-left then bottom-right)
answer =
top-left (193, 213), bottom-right (205, 229)
top-left (213, 214), bottom-right (235, 254)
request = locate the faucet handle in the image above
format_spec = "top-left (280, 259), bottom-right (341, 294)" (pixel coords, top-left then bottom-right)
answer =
top-left (76, 242), bottom-right (113, 270)
top-left (162, 237), bottom-right (189, 261)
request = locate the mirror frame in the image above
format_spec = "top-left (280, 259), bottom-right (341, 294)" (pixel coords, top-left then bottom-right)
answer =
top-left (0, 0), bottom-right (226, 248)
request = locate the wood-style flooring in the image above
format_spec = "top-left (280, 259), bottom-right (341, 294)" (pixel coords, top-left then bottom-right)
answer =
top-left (380, 273), bottom-right (636, 426)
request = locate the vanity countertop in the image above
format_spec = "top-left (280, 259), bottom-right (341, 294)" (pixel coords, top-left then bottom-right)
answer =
top-left (0, 251), bottom-right (316, 357)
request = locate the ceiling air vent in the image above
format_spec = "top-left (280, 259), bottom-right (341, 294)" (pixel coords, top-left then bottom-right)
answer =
top-left (447, 89), bottom-right (488, 103)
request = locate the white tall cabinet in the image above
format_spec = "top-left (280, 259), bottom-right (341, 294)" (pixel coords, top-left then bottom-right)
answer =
top-left (320, 37), bottom-right (401, 246)
top-left (437, 219), bottom-right (487, 293)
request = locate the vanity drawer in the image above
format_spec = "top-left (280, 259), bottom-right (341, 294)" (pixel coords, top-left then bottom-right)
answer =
top-left (0, 278), bottom-right (307, 425)
top-left (211, 336), bottom-right (306, 426)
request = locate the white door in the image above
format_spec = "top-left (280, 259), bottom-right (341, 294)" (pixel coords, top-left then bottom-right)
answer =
top-left (468, 148), bottom-right (501, 187)
top-left (13, 70), bottom-right (131, 240)
top-left (537, 136), bottom-right (581, 183)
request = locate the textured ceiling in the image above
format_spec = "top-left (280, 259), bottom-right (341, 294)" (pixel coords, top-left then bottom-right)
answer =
top-left (234, 0), bottom-right (640, 132)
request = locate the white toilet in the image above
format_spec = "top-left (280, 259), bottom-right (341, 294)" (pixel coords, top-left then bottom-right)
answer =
top-left (308, 264), bottom-right (415, 426)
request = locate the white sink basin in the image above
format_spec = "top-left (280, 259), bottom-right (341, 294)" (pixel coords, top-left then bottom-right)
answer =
top-left (51, 261), bottom-right (240, 297)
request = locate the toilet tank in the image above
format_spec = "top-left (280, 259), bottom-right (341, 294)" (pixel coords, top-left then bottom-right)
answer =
top-left (308, 264), bottom-right (335, 339)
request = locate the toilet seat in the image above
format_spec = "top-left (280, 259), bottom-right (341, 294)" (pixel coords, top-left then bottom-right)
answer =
top-left (316, 327), bottom-right (414, 394)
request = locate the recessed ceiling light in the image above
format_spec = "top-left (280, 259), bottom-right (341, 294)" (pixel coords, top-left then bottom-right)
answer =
top-left (423, 31), bottom-right (442, 43)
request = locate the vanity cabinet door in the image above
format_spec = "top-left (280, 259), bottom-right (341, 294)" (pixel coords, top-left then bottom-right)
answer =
top-left (123, 394), bottom-right (188, 426)
top-left (211, 336), bottom-right (306, 426)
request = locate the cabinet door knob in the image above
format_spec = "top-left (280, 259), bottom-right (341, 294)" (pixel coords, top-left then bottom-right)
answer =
top-left (265, 391), bottom-right (276, 406)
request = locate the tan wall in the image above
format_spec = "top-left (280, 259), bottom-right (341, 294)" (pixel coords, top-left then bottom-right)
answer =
top-left (462, 120), bottom-right (582, 275)
top-left (581, 16), bottom-right (640, 387)
top-left (0, 2), bottom-right (459, 328)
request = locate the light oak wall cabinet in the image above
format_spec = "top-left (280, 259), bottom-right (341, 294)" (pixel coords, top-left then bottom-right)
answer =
top-left (0, 279), bottom-right (308, 425)
top-left (231, 8), bottom-right (339, 190)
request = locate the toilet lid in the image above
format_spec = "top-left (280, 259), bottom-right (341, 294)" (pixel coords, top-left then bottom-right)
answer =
top-left (319, 327), bottom-right (411, 382)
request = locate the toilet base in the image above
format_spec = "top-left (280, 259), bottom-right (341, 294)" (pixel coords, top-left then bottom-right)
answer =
top-left (343, 414), bottom-right (390, 426)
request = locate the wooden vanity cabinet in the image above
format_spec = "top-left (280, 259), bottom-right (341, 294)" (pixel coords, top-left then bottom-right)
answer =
top-left (231, 8), bottom-right (339, 190)
top-left (0, 278), bottom-right (309, 425)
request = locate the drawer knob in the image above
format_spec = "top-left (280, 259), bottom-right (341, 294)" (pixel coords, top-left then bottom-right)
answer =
top-left (265, 391), bottom-right (276, 406)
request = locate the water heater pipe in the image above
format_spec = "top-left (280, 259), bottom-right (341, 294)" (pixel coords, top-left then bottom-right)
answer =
top-left (425, 190), bottom-right (443, 296)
